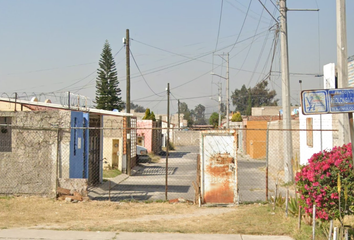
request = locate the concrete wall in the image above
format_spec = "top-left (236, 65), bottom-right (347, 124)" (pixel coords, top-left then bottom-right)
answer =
top-left (299, 107), bottom-right (334, 165)
top-left (102, 115), bottom-right (124, 170)
top-left (246, 121), bottom-right (267, 159)
top-left (252, 106), bottom-right (298, 116)
top-left (173, 130), bottom-right (200, 146)
top-left (137, 120), bottom-right (153, 152)
top-left (267, 119), bottom-right (300, 173)
top-left (0, 110), bottom-right (71, 196)
top-left (0, 101), bottom-right (31, 111)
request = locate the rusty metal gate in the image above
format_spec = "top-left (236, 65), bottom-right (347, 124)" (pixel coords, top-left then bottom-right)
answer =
top-left (200, 130), bottom-right (237, 204)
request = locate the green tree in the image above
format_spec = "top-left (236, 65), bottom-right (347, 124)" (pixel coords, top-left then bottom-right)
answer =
top-left (194, 104), bottom-right (206, 125)
top-left (250, 80), bottom-right (278, 107)
top-left (209, 112), bottom-right (220, 128)
top-left (231, 84), bottom-right (249, 115)
top-left (95, 40), bottom-right (123, 111)
top-left (246, 93), bottom-right (252, 116)
top-left (179, 102), bottom-right (194, 127)
top-left (134, 106), bottom-right (146, 113)
top-left (142, 108), bottom-right (156, 121)
top-left (231, 112), bottom-right (243, 122)
top-left (231, 80), bottom-right (278, 115)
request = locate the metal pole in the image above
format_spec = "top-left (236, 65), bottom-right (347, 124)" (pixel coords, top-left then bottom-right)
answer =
top-left (218, 83), bottom-right (221, 128)
top-left (126, 29), bottom-right (131, 176)
top-left (333, 227), bottom-right (338, 240)
top-left (285, 188), bottom-right (289, 217)
top-left (350, 114), bottom-right (354, 166)
top-left (298, 206), bottom-right (302, 230)
top-left (55, 128), bottom-right (60, 196)
top-left (226, 53), bottom-right (229, 129)
top-left (68, 91), bottom-right (71, 109)
top-left (279, 0), bottom-right (293, 183)
top-left (166, 83), bottom-right (170, 201)
top-left (14, 92), bottom-right (17, 112)
top-left (178, 100), bottom-right (180, 130)
top-left (336, 0), bottom-right (350, 145)
top-left (299, 80), bottom-right (302, 106)
top-left (266, 124), bottom-right (269, 201)
top-left (328, 220), bottom-right (333, 240)
top-left (312, 204), bottom-right (316, 240)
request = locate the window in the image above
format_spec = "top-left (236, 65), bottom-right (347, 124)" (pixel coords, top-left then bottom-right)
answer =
top-left (306, 118), bottom-right (313, 147)
top-left (0, 117), bottom-right (12, 152)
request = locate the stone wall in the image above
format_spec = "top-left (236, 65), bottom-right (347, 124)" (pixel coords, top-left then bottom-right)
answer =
top-left (0, 111), bottom-right (71, 196)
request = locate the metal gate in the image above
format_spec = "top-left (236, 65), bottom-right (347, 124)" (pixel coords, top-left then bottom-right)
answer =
top-left (200, 131), bottom-right (237, 204)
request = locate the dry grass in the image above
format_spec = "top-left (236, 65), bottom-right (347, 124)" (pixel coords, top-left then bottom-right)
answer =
top-left (0, 196), bottom-right (320, 239)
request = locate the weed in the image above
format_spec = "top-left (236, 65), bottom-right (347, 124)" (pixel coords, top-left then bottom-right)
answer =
top-left (103, 168), bottom-right (121, 179)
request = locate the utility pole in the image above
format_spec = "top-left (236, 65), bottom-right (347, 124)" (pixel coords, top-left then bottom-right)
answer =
top-left (165, 83), bottom-right (170, 201)
top-left (279, 1), bottom-right (319, 182)
top-left (218, 83), bottom-right (222, 128)
top-left (125, 29), bottom-right (131, 176)
top-left (336, 0), bottom-right (350, 146)
top-left (279, 0), bottom-right (293, 183)
top-left (226, 53), bottom-right (230, 129)
top-left (211, 53), bottom-right (229, 128)
top-left (178, 100), bottom-right (180, 130)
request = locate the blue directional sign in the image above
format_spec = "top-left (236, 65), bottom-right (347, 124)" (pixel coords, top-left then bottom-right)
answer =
top-left (328, 89), bottom-right (354, 113)
top-left (302, 88), bottom-right (354, 115)
top-left (302, 90), bottom-right (329, 115)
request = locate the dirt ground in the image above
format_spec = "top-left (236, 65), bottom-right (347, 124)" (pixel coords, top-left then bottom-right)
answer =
top-left (0, 196), bottom-right (312, 239)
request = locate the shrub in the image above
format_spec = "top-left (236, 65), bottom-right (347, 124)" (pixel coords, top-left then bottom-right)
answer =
top-left (168, 141), bottom-right (175, 150)
top-left (231, 112), bottom-right (242, 122)
top-left (295, 143), bottom-right (354, 221)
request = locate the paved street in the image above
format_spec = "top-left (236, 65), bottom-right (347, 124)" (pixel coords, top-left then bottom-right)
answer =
top-left (90, 145), bottom-right (199, 202)
top-left (89, 144), bottom-right (289, 204)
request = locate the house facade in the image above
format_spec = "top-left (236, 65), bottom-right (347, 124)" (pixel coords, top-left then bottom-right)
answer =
top-left (0, 97), bottom-right (133, 196)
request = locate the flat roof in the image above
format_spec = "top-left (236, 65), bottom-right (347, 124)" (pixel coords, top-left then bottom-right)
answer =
top-left (0, 97), bottom-right (133, 117)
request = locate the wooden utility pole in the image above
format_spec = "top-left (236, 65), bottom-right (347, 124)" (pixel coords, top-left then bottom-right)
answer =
top-left (165, 83), bottom-right (170, 201)
top-left (226, 53), bottom-right (229, 129)
top-left (125, 29), bottom-right (131, 176)
top-left (336, 0), bottom-right (350, 146)
top-left (279, 0), bottom-right (293, 183)
top-left (178, 99), bottom-right (180, 130)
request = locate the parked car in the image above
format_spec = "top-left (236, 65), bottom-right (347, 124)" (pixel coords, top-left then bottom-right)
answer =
top-left (136, 145), bottom-right (150, 163)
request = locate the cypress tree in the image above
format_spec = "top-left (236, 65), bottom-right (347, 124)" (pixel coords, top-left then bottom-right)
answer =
top-left (95, 40), bottom-right (123, 111)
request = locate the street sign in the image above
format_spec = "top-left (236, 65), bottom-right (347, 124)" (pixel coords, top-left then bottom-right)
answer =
top-left (301, 90), bottom-right (329, 115)
top-left (302, 88), bottom-right (354, 115)
top-left (328, 89), bottom-right (354, 113)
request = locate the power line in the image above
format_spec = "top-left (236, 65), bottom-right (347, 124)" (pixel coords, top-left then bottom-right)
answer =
top-left (229, 0), bottom-right (253, 53)
top-left (226, 0), bottom-right (271, 24)
top-left (55, 46), bottom-right (125, 92)
top-left (56, 71), bottom-right (96, 92)
top-left (236, 0), bottom-right (266, 83)
top-left (129, 49), bottom-right (163, 97)
top-left (1, 62), bottom-right (96, 77)
top-left (214, 0), bottom-right (224, 52)
top-left (257, 0), bottom-right (279, 23)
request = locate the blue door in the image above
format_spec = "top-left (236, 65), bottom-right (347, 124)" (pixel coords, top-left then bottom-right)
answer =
top-left (70, 111), bottom-right (89, 178)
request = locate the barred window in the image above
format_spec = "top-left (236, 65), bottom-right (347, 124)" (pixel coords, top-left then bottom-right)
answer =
top-left (0, 117), bottom-right (12, 152)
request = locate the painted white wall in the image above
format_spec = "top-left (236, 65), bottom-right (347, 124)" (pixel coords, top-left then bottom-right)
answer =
top-left (299, 108), bottom-right (333, 165)
top-left (299, 63), bottom-right (336, 165)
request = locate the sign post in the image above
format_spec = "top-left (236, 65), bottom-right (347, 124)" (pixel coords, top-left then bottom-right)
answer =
top-left (302, 89), bottom-right (354, 166)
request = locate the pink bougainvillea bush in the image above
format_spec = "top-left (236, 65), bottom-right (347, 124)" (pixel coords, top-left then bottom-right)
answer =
top-left (295, 143), bottom-right (354, 221)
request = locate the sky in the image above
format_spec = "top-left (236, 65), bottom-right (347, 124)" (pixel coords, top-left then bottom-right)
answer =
top-left (0, 0), bottom-right (353, 116)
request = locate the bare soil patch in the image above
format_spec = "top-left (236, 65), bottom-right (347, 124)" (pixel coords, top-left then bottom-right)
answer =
top-left (0, 196), bottom-right (315, 239)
